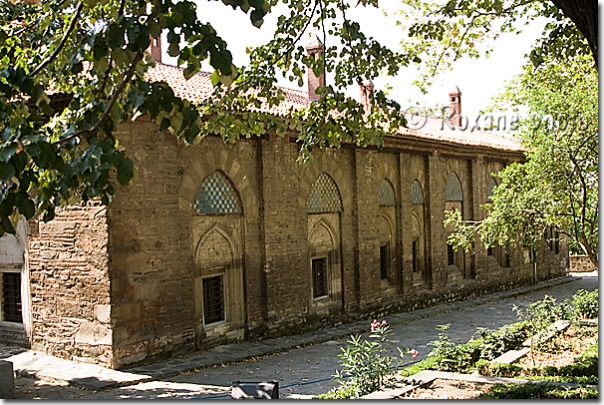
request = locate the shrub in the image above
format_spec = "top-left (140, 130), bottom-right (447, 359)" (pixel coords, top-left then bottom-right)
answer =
top-left (514, 294), bottom-right (573, 351)
top-left (330, 320), bottom-right (417, 398)
top-left (477, 321), bottom-right (530, 360)
top-left (487, 362), bottom-right (523, 378)
top-left (572, 289), bottom-right (598, 319)
top-left (314, 384), bottom-right (357, 400)
top-left (424, 324), bottom-right (481, 373)
top-left (475, 359), bottom-right (491, 376)
top-left (480, 383), bottom-right (598, 399)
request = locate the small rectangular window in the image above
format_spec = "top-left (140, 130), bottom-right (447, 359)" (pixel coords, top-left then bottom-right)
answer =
top-left (2, 272), bottom-right (22, 323)
top-left (412, 240), bottom-right (418, 273)
top-left (202, 275), bottom-right (224, 324)
top-left (380, 245), bottom-right (389, 280)
top-left (447, 244), bottom-right (455, 266)
top-left (312, 258), bottom-right (328, 298)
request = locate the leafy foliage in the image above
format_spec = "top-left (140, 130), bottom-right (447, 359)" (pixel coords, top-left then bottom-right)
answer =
top-left (424, 324), bottom-right (481, 372)
top-left (479, 383), bottom-right (598, 399)
top-left (513, 294), bottom-right (572, 351)
top-left (445, 52), bottom-right (598, 267)
top-left (393, 0), bottom-right (596, 93)
top-left (328, 320), bottom-right (416, 398)
top-left (476, 322), bottom-right (529, 361)
top-left (571, 289), bottom-right (598, 320)
top-left (0, 0), bottom-right (411, 235)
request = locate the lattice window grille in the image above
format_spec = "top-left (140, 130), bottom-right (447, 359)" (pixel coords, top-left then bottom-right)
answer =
top-left (307, 173), bottom-right (342, 213)
top-left (410, 180), bottom-right (424, 204)
top-left (445, 173), bottom-right (463, 201)
top-left (194, 172), bottom-right (242, 215)
top-left (202, 275), bottom-right (225, 324)
top-left (378, 179), bottom-right (396, 206)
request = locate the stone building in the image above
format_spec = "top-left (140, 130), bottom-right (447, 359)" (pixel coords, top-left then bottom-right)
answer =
top-left (0, 40), bottom-right (568, 369)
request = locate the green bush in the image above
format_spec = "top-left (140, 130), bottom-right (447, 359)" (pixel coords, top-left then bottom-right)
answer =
top-left (514, 295), bottom-right (573, 350)
top-left (314, 385), bottom-right (357, 400)
top-left (477, 321), bottom-right (530, 360)
top-left (475, 359), bottom-right (491, 376)
top-left (424, 324), bottom-right (481, 373)
top-left (328, 319), bottom-right (417, 398)
top-left (572, 289), bottom-right (598, 319)
top-left (487, 362), bottom-right (523, 378)
top-left (479, 383), bottom-right (598, 399)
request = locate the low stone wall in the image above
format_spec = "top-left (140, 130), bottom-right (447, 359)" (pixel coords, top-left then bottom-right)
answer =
top-left (569, 255), bottom-right (597, 272)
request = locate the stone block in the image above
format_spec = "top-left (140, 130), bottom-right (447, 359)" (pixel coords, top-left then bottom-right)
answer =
top-left (0, 360), bottom-right (15, 399)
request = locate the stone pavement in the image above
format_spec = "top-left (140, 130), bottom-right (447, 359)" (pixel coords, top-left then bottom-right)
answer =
top-left (1, 271), bottom-right (598, 399)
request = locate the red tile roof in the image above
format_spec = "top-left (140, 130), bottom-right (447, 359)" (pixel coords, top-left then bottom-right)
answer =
top-left (145, 62), bottom-right (523, 152)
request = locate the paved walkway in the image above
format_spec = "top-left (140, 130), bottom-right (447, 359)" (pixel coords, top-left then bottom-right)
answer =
top-left (2, 271), bottom-right (598, 399)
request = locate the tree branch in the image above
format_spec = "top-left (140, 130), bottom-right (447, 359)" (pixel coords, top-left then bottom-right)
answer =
top-left (54, 50), bottom-right (144, 146)
top-left (28, 2), bottom-right (83, 78)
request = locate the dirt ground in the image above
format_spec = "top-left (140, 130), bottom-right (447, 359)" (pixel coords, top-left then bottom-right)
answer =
top-left (398, 379), bottom-right (493, 399)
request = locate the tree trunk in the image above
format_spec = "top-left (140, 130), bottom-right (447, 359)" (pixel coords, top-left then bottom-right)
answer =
top-left (550, 0), bottom-right (598, 68)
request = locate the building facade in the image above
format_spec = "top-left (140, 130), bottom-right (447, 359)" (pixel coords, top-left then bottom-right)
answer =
top-left (0, 42), bottom-right (568, 369)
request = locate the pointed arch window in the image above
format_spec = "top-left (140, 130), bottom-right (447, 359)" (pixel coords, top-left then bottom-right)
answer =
top-left (410, 180), bottom-right (424, 204)
top-left (378, 179), bottom-right (396, 206)
top-left (194, 171), bottom-right (242, 215)
top-left (307, 173), bottom-right (343, 213)
top-left (445, 173), bottom-right (463, 201)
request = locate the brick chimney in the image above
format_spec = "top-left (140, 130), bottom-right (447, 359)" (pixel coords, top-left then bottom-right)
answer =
top-left (448, 85), bottom-right (462, 127)
top-left (360, 79), bottom-right (374, 112)
top-left (148, 36), bottom-right (162, 63)
top-left (305, 34), bottom-right (325, 102)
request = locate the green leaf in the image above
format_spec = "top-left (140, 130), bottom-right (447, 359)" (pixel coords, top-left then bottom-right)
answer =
top-left (0, 163), bottom-right (15, 180)
top-left (18, 198), bottom-right (35, 219)
top-left (0, 144), bottom-right (18, 163)
top-left (116, 158), bottom-right (134, 185)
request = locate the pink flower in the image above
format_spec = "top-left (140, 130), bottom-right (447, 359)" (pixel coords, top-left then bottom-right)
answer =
top-left (370, 319), bottom-right (380, 332)
top-left (381, 320), bottom-right (388, 326)
top-left (410, 349), bottom-right (419, 359)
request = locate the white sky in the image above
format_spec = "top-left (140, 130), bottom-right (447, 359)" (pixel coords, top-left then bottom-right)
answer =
top-left (162, 1), bottom-right (547, 121)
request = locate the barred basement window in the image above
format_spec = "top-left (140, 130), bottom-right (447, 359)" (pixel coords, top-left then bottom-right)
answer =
top-left (202, 275), bottom-right (225, 324)
top-left (447, 244), bottom-right (455, 266)
top-left (312, 258), bottom-right (328, 298)
top-left (380, 245), bottom-right (389, 280)
top-left (412, 240), bottom-right (418, 273)
top-left (2, 272), bottom-right (22, 323)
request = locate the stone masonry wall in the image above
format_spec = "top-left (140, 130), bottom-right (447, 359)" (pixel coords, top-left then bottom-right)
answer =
top-left (569, 255), bottom-right (597, 272)
top-left (28, 202), bottom-right (112, 366)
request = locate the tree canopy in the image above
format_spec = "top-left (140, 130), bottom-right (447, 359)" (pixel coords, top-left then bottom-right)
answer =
top-left (0, 0), bottom-right (597, 239)
top-left (445, 52), bottom-right (598, 266)
top-left (0, 0), bottom-right (412, 235)
top-left (395, 0), bottom-right (597, 92)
